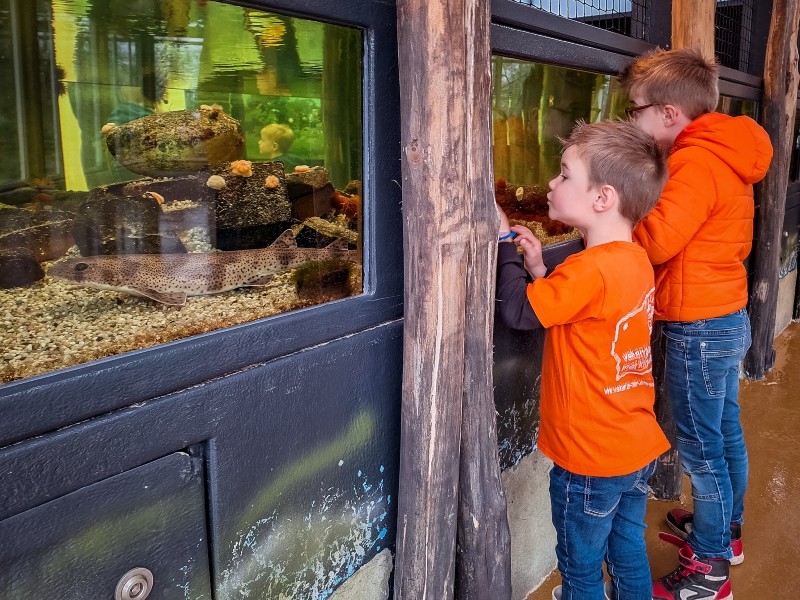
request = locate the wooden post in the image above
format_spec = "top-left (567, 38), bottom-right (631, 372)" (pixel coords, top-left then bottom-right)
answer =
top-left (394, 1), bottom-right (511, 599)
top-left (648, 0), bottom-right (717, 499)
top-left (456, 1), bottom-right (512, 597)
top-left (745, 0), bottom-right (800, 379)
top-left (672, 0), bottom-right (716, 59)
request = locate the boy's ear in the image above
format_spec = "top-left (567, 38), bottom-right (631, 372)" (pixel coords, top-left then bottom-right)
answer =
top-left (593, 184), bottom-right (617, 213)
top-left (662, 104), bottom-right (682, 127)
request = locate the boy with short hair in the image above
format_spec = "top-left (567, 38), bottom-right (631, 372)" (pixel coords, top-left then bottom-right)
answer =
top-left (496, 120), bottom-right (670, 600)
top-left (619, 48), bottom-right (773, 600)
top-left (258, 123), bottom-right (305, 172)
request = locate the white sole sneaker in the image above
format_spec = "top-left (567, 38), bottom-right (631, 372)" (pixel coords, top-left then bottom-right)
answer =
top-left (552, 580), bottom-right (613, 599)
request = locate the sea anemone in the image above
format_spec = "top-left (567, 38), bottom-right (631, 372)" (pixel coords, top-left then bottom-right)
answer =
top-left (100, 123), bottom-right (117, 136)
top-left (230, 160), bottom-right (253, 177)
top-left (200, 104), bottom-right (224, 119)
top-left (264, 175), bottom-right (280, 189)
top-left (293, 164), bottom-right (311, 173)
top-left (206, 175), bottom-right (227, 190)
top-left (331, 191), bottom-right (361, 219)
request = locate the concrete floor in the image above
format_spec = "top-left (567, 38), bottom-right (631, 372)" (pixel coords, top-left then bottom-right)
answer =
top-left (526, 322), bottom-right (800, 600)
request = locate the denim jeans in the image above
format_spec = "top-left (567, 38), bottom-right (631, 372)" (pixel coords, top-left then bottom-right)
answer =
top-left (663, 307), bottom-right (751, 559)
top-left (550, 461), bottom-right (657, 600)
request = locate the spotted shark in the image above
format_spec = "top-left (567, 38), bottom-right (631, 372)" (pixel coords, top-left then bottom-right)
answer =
top-left (47, 230), bottom-right (357, 306)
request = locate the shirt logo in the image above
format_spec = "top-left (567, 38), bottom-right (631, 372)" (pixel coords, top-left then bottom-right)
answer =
top-left (611, 288), bottom-right (655, 381)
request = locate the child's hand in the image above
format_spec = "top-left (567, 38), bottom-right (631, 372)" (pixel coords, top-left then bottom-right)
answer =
top-left (511, 226), bottom-right (547, 279)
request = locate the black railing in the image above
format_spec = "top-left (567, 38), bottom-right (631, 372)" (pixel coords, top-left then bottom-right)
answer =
top-left (715, 0), bottom-right (753, 72)
top-left (507, 0), bottom-right (649, 40)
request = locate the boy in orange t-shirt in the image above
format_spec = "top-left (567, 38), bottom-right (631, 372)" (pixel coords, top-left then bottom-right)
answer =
top-left (496, 120), bottom-right (670, 600)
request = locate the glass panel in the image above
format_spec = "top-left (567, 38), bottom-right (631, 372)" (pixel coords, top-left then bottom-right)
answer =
top-left (0, 0), bottom-right (363, 384)
top-left (716, 95), bottom-right (757, 119)
top-left (492, 56), bottom-right (628, 246)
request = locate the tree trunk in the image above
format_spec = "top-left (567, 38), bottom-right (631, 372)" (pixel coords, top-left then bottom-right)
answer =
top-left (745, 0), bottom-right (800, 379)
top-left (672, 0), bottom-right (716, 59)
top-left (394, 1), bottom-right (510, 598)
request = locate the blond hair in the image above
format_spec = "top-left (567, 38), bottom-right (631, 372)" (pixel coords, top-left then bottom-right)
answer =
top-left (618, 48), bottom-right (719, 120)
top-left (560, 120), bottom-right (667, 223)
top-left (260, 123), bottom-right (295, 153)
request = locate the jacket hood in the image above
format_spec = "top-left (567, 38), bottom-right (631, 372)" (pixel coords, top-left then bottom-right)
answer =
top-left (672, 112), bottom-right (773, 184)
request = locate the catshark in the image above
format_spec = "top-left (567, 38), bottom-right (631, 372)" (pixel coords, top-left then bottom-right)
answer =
top-left (47, 230), bottom-right (357, 306)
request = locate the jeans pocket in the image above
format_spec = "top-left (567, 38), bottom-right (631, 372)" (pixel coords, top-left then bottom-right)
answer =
top-left (663, 329), bottom-right (685, 351)
top-left (583, 477), bottom-right (622, 517)
top-left (700, 337), bottom-right (745, 396)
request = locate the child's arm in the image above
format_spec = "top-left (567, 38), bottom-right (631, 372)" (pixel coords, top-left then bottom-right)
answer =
top-left (495, 204), bottom-right (544, 330)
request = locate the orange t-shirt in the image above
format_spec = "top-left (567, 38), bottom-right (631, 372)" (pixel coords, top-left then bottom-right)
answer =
top-left (527, 242), bottom-right (670, 477)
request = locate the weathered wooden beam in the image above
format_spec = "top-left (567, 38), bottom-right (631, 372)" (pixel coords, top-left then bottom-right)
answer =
top-left (672, 0), bottom-right (716, 58)
top-left (456, 0), bottom-right (512, 597)
top-left (394, 0), bottom-right (510, 598)
top-left (745, 0), bottom-right (800, 379)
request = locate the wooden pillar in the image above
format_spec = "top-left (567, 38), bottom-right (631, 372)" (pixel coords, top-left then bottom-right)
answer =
top-left (672, 0), bottom-right (716, 59)
top-left (745, 0), bottom-right (800, 379)
top-left (394, 1), bottom-right (511, 598)
top-left (648, 0), bottom-right (718, 500)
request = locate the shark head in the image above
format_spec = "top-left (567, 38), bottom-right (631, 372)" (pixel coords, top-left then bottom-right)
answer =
top-left (47, 255), bottom-right (143, 292)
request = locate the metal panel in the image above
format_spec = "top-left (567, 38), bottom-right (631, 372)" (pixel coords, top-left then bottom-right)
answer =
top-left (492, 0), bottom-right (654, 57)
top-left (492, 23), bottom-right (638, 73)
top-left (0, 452), bottom-right (212, 600)
top-left (0, 321), bottom-right (402, 599)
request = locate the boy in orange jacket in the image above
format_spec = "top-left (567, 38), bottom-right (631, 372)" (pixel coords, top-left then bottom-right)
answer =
top-left (496, 120), bottom-right (670, 600)
top-left (620, 48), bottom-right (773, 600)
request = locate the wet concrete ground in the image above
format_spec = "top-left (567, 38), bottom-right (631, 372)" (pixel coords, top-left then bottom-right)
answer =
top-left (526, 322), bottom-right (800, 600)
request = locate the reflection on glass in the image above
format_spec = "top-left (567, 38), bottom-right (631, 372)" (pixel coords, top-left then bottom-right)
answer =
top-left (492, 56), bottom-right (627, 246)
top-left (717, 95), bottom-right (757, 119)
top-left (0, 0), bottom-right (363, 384)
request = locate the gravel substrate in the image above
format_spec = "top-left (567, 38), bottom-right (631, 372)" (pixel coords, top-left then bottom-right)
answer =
top-left (1, 253), bottom-right (362, 384)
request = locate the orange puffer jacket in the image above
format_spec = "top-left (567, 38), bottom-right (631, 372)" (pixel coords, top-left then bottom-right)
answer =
top-left (633, 112), bottom-right (773, 322)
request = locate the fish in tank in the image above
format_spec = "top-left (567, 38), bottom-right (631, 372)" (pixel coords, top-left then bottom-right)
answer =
top-left (0, 0), bottom-right (363, 384)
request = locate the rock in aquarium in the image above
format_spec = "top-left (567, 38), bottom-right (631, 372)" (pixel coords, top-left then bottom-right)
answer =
top-left (102, 104), bottom-right (244, 177)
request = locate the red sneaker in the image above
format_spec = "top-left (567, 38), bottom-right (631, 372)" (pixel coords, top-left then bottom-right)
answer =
top-left (652, 532), bottom-right (733, 600)
top-left (666, 508), bottom-right (744, 565)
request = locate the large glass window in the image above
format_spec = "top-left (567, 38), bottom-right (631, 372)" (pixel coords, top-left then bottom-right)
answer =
top-left (492, 56), bottom-right (628, 246)
top-left (0, 0), bottom-right (363, 384)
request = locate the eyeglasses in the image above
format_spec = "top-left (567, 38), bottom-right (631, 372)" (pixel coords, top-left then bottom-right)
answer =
top-left (624, 103), bottom-right (660, 119)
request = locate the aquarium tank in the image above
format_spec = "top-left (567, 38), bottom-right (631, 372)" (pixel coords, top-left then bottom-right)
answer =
top-left (0, 0), bottom-right (363, 384)
top-left (492, 56), bottom-right (629, 246)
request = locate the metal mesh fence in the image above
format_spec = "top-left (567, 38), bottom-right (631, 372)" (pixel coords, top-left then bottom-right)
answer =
top-left (715, 0), bottom-right (753, 72)
top-left (508, 0), bottom-right (649, 40)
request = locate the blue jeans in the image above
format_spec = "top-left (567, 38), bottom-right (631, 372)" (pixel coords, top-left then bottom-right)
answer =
top-left (550, 461), bottom-right (656, 600)
top-left (663, 308), bottom-right (751, 559)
